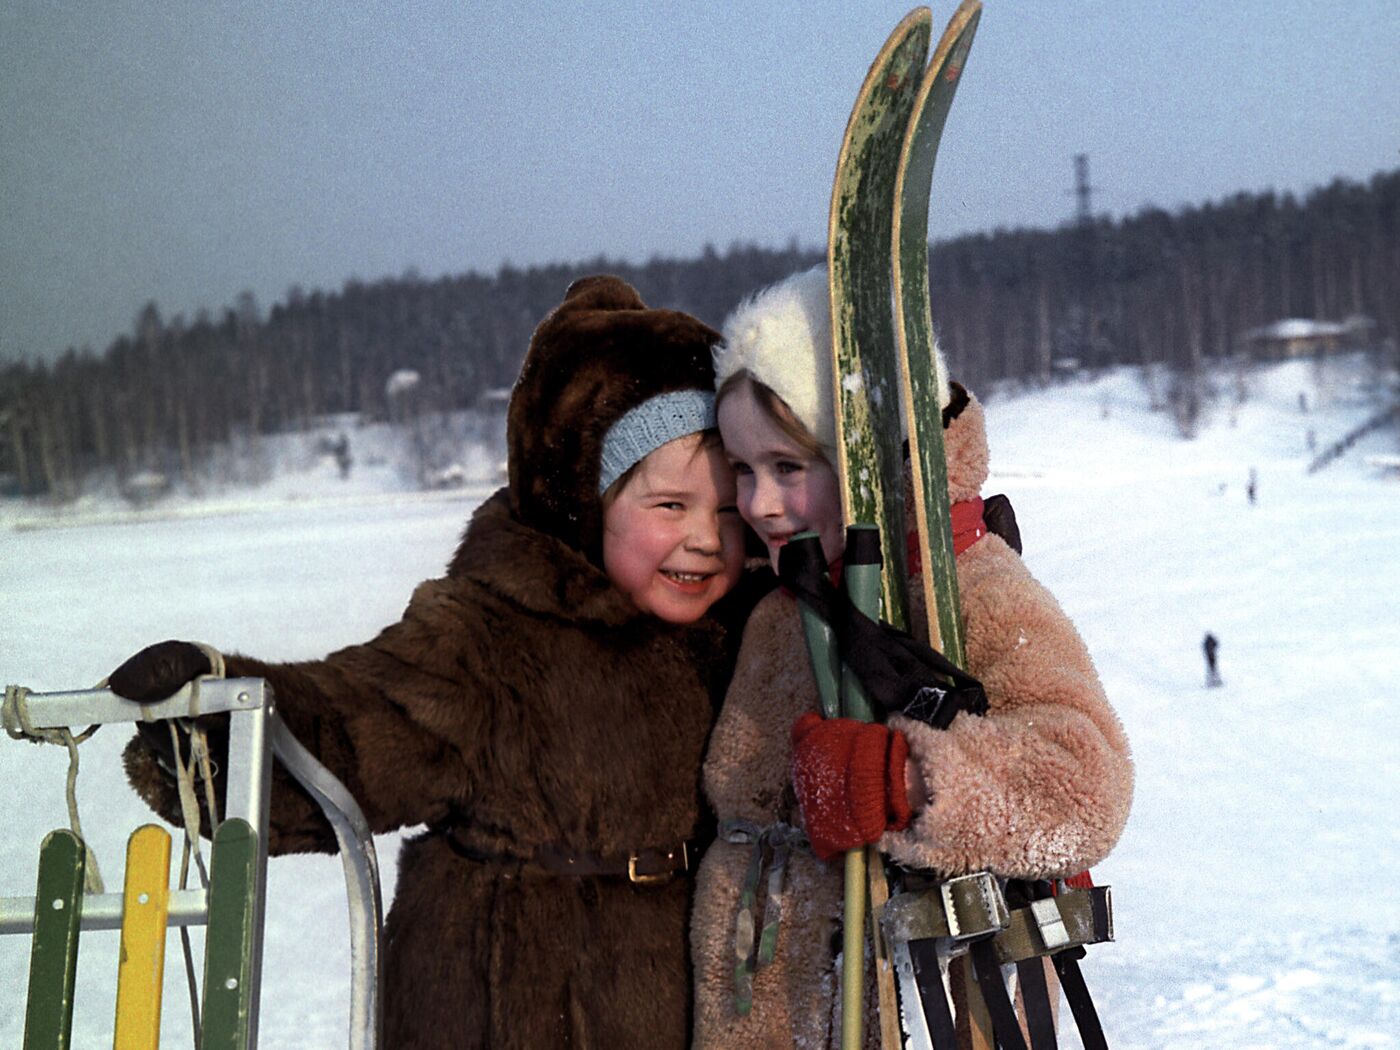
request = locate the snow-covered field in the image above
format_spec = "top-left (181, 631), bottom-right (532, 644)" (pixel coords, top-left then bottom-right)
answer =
top-left (2, 357), bottom-right (1396, 1048)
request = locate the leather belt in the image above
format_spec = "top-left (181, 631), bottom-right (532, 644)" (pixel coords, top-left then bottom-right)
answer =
top-left (437, 823), bottom-right (691, 886)
top-left (535, 843), bottom-right (691, 885)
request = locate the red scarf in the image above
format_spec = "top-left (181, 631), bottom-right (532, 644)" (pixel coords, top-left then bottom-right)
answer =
top-left (906, 496), bottom-right (987, 574)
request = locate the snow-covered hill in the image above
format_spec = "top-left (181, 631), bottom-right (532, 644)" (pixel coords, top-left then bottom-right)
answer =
top-left (2, 356), bottom-right (1396, 1048)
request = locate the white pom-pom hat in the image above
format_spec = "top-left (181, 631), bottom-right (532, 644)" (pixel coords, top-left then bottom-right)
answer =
top-left (715, 265), bottom-right (950, 456)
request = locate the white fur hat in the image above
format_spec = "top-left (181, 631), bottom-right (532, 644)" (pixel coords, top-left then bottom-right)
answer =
top-left (715, 265), bottom-right (950, 456)
top-left (716, 266), bottom-right (838, 452)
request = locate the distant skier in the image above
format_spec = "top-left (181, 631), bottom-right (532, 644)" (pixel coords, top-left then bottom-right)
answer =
top-left (331, 432), bottom-right (352, 479)
top-left (1247, 468), bottom-right (1258, 505)
top-left (1204, 631), bottom-right (1223, 687)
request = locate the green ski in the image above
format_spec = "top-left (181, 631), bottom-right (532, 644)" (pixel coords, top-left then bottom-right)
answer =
top-left (895, 0), bottom-right (982, 663)
top-left (889, 5), bottom-right (991, 1045)
top-left (826, 3), bottom-right (986, 1047)
top-left (827, 9), bottom-right (931, 1050)
top-left (828, 7), bottom-right (931, 639)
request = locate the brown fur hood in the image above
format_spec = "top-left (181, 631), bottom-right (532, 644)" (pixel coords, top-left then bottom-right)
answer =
top-left (506, 274), bottom-right (721, 561)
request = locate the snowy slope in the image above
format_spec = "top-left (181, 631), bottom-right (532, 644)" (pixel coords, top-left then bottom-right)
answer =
top-left (1, 357), bottom-right (1396, 1048)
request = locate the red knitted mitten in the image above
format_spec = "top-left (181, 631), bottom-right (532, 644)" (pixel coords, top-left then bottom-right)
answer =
top-left (790, 713), bottom-right (912, 861)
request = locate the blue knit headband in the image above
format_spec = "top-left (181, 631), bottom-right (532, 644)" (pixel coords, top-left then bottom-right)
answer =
top-left (597, 389), bottom-right (717, 494)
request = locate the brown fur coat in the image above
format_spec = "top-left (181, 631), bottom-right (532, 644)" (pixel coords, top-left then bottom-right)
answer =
top-left (125, 491), bottom-right (738, 1049)
top-left (690, 393), bottom-right (1133, 1048)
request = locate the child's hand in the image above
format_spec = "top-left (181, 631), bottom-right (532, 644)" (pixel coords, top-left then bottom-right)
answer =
top-left (109, 640), bottom-right (213, 703)
top-left (790, 713), bottom-right (912, 860)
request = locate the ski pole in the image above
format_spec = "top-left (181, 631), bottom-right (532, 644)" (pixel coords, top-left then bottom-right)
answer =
top-left (840, 524), bottom-right (885, 1050)
top-left (783, 533), bottom-right (842, 721)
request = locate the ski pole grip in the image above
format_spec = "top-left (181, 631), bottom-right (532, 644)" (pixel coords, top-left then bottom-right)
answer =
top-left (844, 523), bottom-right (884, 568)
top-left (841, 525), bottom-right (882, 723)
top-left (780, 533), bottom-right (842, 720)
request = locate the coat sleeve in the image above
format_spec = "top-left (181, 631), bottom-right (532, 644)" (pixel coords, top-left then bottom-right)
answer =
top-left (881, 536), bottom-right (1133, 879)
top-left (123, 578), bottom-right (487, 855)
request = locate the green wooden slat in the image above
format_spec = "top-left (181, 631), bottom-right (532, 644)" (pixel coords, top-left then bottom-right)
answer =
top-left (201, 819), bottom-right (259, 1050)
top-left (24, 830), bottom-right (86, 1050)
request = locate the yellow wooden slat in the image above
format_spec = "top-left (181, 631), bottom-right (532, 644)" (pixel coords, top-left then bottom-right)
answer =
top-left (113, 825), bottom-right (172, 1050)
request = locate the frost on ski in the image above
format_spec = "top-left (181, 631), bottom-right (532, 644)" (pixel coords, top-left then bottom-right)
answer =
top-left (1, 355), bottom-right (1396, 1048)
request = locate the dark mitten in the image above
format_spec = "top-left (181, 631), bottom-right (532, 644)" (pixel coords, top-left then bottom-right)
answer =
top-left (983, 493), bottom-right (1023, 555)
top-left (790, 713), bottom-right (911, 861)
top-left (109, 640), bottom-right (213, 703)
top-left (111, 640), bottom-right (217, 780)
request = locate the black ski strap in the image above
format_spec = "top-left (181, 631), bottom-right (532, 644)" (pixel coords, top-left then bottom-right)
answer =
top-left (1015, 957), bottom-right (1059, 1050)
top-left (908, 938), bottom-right (960, 1050)
top-left (776, 540), bottom-right (988, 729)
top-left (970, 939), bottom-right (1029, 1050)
top-left (1052, 948), bottom-right (1109, 1050)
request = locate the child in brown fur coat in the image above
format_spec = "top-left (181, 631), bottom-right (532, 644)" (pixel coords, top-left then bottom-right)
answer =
top-left (108, 277), bottom-right (754, 1050)
top-left (690, 267), bottom-right (1133, 1048)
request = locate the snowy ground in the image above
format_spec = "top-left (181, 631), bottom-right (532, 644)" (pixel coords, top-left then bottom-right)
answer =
top-left (1, 356), bottom-right (1396, 1047)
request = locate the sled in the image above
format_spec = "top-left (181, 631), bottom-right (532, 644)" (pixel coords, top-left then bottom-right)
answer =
top-left (1, 677), bottom-right (384, 1050)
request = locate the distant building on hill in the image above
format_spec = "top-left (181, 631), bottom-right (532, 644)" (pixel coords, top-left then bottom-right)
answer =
top-left (1243, 315), bottom-right (1376, 360)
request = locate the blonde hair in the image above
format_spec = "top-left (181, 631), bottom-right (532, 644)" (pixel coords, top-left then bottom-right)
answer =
top-left (715, 370), bottom-right (829, 462)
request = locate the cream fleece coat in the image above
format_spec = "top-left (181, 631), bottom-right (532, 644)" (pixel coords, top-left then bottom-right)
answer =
top-left (691, 393), bottom-right (1133, 1048)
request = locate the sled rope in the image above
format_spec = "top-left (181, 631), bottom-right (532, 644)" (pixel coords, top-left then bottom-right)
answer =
top-left (169, 644), bottom-right (228, 1048)
top-left (4, 682), bottom-right (106, 893)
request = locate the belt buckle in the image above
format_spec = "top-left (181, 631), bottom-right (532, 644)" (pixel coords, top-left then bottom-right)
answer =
top-left (627, 842), bottom-right (687, 886)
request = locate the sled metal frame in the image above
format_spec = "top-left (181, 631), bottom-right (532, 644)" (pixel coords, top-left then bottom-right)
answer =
top-left (0, 677), bottom-right (383, 1050)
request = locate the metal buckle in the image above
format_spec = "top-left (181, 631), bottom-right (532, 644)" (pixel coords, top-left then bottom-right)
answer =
top-left (627, 842), bottom-right (687, 886)
top-left (939, 872), bottom-right (1010, 941)
top-left (1028, 897), bottom-right (1072, 950)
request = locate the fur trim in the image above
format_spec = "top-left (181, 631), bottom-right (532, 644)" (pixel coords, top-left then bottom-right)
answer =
top-left (943, 389), bottom-right (991, 504)
top-left (716, 265), bottom-right (952, 456)
top-left (717, 266), bottom-right (837, 453)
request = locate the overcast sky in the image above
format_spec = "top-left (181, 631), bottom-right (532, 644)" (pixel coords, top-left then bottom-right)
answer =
top-left (3, 1), bottom-right (1398, 362)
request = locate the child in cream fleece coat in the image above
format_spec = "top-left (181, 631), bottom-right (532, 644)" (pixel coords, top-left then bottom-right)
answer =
top-left (691, 267), bottom-right (1132, 1048)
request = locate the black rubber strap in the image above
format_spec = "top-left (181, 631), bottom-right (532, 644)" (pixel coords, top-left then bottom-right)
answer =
top-left (970, 940), bottom-right (1028, 1050)
top-left (1052, 948), bottom-right (1109, 1050)
top-left (909, 938), bottom-right (959, 1050)
top-left (1016, 957), bottom-right (1059, 1050)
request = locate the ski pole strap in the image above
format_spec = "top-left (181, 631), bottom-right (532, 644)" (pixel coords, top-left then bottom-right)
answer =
top-left (721, 819), bottom-right (808, 1016)
top-left (776, 549), bottom-right (988, 729)
top-left (1015, 957), bottom-right (1059, 1050)
top-left (1052, 947), bottom-right (1110, 1050)
top-left (969, 939), bottom-right (1030, 1050)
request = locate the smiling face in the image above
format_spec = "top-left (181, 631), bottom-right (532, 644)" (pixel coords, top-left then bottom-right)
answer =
top-left (716, 380), bottom-right (844, 569)
top-left (601, 432), bottom-right (746, 624)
